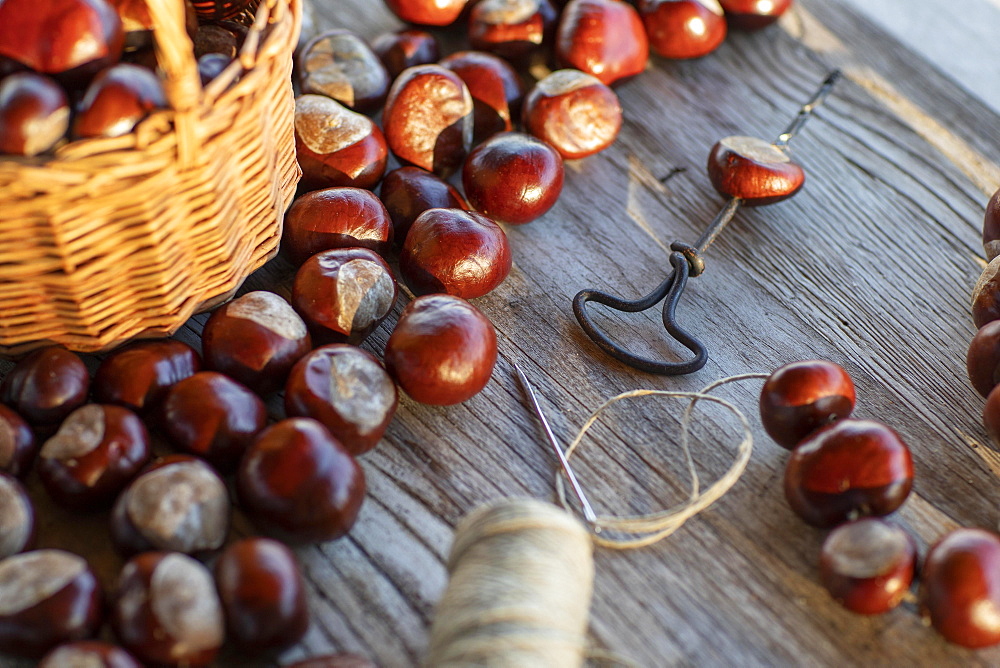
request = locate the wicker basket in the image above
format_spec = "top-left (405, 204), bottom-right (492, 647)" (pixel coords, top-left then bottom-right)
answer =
top-left (0, 0), bottom-right (301, 355)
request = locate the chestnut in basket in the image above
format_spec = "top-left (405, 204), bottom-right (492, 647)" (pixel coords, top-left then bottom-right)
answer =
top-left (295, 94), bottom-right (388, 191)
top-left (0, 549), bottom-right (104, 657)
top-left (299, 30), bottom-right (390, 113)
top-left (110, 455), bottom-right (230, 555)
top-left (0, 405), bottom-right (37, 478)
top-left (468, 0), bottom-right (558, 63)
top-left (384, 294), bottom-right (498, 405)
top-left (0, 347), bottom-right (90, 432)
top-left (719, 0), bottom-right (793, 30)
top-left (73, 63), bottom-right (167, 139)
top-left (292, 248), bottom-right (397, 345)
top-left (93, 339), bottom-right (201, 414)
top-left (38, 641), bottom-right (142, 668)
top-left (0, 472), bottom-right (34, 559)
top-left (521, 69), bottom-right (622, 160)
top-left (0, 73), bottom-right (70, 157)
top-left (215, 537), bottom-right (310, 651)
top-left (759, 360), bottom-right (855, 449)
top-left (283, 187), bottom-right (393, 264)
top-left (400, 208), bottom-right (512, 298)
top-left (382, 64), bottom-right (474, 177)
top-left (112, 551), bottom-right (224, 666)
top-left (198, 53), bottom-right (233, 85)
top-left (37, 404), bottom-right (151, 510)
top-left (440, 51), bottom-right (526, 144)
top-left (383, 0), bottom-right (469, 26)
top-left (555, 0), bottom-right (649, 85)
top-left (237, 418), bottom-right (366, 544)
top-left (379, 166), bottom-right (469, 243)
top-left (639, 0), bottom-right (728, 60)
top-left (285, 345), bottom-right (398, 455)
top-left (202, 290), bottom-right (312, 395)
top-left (193, 24), bottom-right (241, 59)
top-left (707, 136), bottom-right (806, 205)
top-left (371, 29), bottom-right (440, 79)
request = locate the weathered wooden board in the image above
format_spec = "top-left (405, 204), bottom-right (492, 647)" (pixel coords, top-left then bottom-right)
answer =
top-left (6, 0), bottom-right (1000, 666)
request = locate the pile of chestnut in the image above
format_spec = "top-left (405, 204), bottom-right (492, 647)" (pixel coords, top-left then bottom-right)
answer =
top-left (761, 359), bottom-right (1000, 649)
top-left (967, 187), bottom-right (1000, 443)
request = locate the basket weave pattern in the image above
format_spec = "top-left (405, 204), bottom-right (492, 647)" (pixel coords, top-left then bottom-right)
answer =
top-left (0, 0), bottom-right (301, 355)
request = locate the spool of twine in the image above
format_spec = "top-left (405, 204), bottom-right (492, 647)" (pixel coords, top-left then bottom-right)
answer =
top-left (424, 498), bottom-right (594, 668)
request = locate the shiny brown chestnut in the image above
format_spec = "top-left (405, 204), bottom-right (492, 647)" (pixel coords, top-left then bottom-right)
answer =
top-left (202, 290), bottom-right (312, 395)
top-left (37, 404), bottom-right (151, 510)
top-left (292, 248), bottom-right (397, 345)
top-left (521, 69), bottom-right (622, 160)
top-left (463, 131), bottom-right (564, 225)
top-left (39, 640), bottom-right (142, 668)
top-left (440, 50), bottom-right (526, 144)
top-left (371, 29), bottom-right (440, 79)
top-left (972, 256), bottom-right (1000, 329)
top-left (159, 372), bottom-right (267, 471)
top-left (110, 455), bottom-right (231, 556)
top-left (379, 166), bottom-right (470, 243)
top-left (0, 347), bottom-right (90, 431)
top-left (237, 418), bottom-right (366, 544)
top-left (0, 404), bottom-right (37, 478)
top-left (283, 187), bottom-right (393, 264)
top-left (295, 94), bottom-right (388, 192)
top-left (382, 65), bottom-right (473, 177)
top-left (555, 0), bottom-right (649, 85)
top-left (299, 30), bottom-right (390, 113)
top-left (72, 64), bottom-right (167, 139)
top-left (112, 551), bottom-right (224, 666)
top-left (384, 294), bottom-right (497, 405)
top-left (400, 207), bottom-right (512, 298)
top-left (285, 655), bottom-right (378, 668)
top-left (285, 345), bottom-right (398, 456)
top-left (719, 0), bottom-right (792, 30)
top-left (784, 419), bottom-right (913, 528)
top-left (0, 549), bottom-right (103, 658)
top-left (383, 0), bottom-right (469, 26)
top-left (921, 528), bottom-right (1000, 648)
top-left (93, 339), bottom-right (201, 414)
top-left (968, 320), bottom-right (1000, 398)
top-left (192, 23), bottom-right (240, 59)
top-left (639, 0), bottom-right (728, 59)
top-left (0, 472), bottom-right (34, 559)
top-left (985, 187), bottom-right (1000, 260)
top-left (707, 136), bottom-right (806, 205)
top-left (468, 0), bottom-right (558, 63)
top-left (214, 537), bottom-right (310, 651)
top-left (819, 518), bottom-right (917, 615)
top-left (0, 73), bottom-right (69, 156)
top-left (983, 384), bottom-right (1000, 449)
top-left (759, 360), bottom-right (856, 449)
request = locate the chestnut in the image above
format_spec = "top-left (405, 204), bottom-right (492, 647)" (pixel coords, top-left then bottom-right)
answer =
top-left (707, 136), bottom-right (806, 205)
top-left (0, 404), bottom-right (37, 478)
top-left (37, 404), bottom-right (151, 510)
top-left (972, 256), bottom-right (1000, 329)
top-left (759, 359), bottom-right (856, 449)
top-left (383, 0), bottom-right (469, 26)
top-left (299, 30), bottom-right (390, 113)
top-left (967, 320), bottom-right (1000, 398)
top-left (379, 166), bottom-right (469, 243)
top-left (192, 23), bottom-right (240, 59)
top-left (467, 0), bottom-right (558, 63)
top-left (285, 345), bottom-right (398, 456)
top-left (921, 528), bottom-right (1000, 648)
top-left (371, 29), bottom-right (440, 79)
top-left (382, 65), bottom-right (474, 177)
top-left (0, 472), bottom-right (34, 559)
top-left (202, 290), bottom-right (312, 395)
top-left (214, 537), bottom-right (309, 651)
top-left (159, 372), bottom-right (267, 471)
top-left (819, 518), bottom-right (917, 615)
top-left (983, 384), bottom-right (1000, 449)
top-left (0, 549), bottom-right (103, 658)
top-left (292, 248), bottom-right (397, 345)
top-left (39, 641), bottom-right (142, 668)
top-left (985, 187), bottom-right (1000, 261)
top-left (463, 131), bottom-right (564, 225)
top-left (384, 294), bottom-right (497, 405)
top-left (0, 347), bottom-right (90, 432)
top-left (399, 207), bottom-right (512, 298)
top-left (72, 64), bottom-right (167, 139)
top-left (0, 72), bottom-right (69, 156)
top-left (285, 655), bottom-right (378, 668)
top-left (93, 339), bottom-right (202, 414)
top-left (110, 455), bottom-right (230, 555)
top-left (719, 0), bottom-right (792, 30)
top-left (639, 0), bottom-right (728, 60)
top-left (521, 69), bottom-right (622, 160)
top-left (555, 0), bottom-right (649, 86)
top-left (440, 50), bottom-right (526, 144)
top-left (295, 94), bottom-right (388, 191)
top-left (237, 418), bottom-right (365, 544)
top-left (112, 551), bottom-right (224, 666)
top-left (283, 186), bottom-right (393, 265)
top-left (784, 419), bottom-right (913, 528)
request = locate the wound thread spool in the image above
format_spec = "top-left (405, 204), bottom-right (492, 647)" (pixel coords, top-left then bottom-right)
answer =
top-left (424, 498), bottom-right (594, 668)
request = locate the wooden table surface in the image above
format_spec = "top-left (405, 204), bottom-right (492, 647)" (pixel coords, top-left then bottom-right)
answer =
top-left (9, 0), bottom-right (1000, 666)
